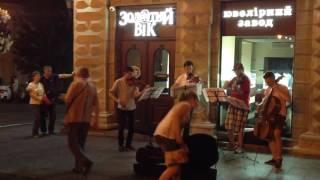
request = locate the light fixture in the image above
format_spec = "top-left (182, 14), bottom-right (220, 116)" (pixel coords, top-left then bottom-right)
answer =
top-left (109, 6), bottom-right (116, 12)
top-left (277, 34), bottom-right (282, 39)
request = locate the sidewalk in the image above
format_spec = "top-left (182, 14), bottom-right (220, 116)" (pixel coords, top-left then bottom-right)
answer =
top-left (0, 102), bottom-right (320, 180)
top-left (0, 119), bottom-right (320, 179)
top-left (0, 124), bottom-right (152, 180)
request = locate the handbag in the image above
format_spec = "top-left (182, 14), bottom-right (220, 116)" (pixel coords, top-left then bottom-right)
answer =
top-left (42, 95), bottom-right (52, 105)
top-left (65, 83), bottom-right (88, 114)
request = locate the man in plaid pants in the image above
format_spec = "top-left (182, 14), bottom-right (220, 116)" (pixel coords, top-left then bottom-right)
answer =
top-left (224, 63), bottom-right (250, 153)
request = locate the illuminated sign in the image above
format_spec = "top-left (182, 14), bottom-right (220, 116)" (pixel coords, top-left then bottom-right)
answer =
top-left (118, 8), bottom-right (174, 37)
top-left (223, 5), bottom-right (293, 28)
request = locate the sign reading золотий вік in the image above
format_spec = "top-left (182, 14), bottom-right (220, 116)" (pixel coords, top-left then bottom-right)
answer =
top-left (223, 5), bottom-right (293, 28)
top-left (118, 8), bottom-right (174, 37)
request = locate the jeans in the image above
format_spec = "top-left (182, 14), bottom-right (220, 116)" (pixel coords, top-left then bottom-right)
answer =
top-left (40, 104), bottom-right (56, 134)
top-left (117, 109), bottom-right (135, 147)
top-left (31, 105), bottom-right (41, 136)
top-left (67, 122), bottom-right (91, 169)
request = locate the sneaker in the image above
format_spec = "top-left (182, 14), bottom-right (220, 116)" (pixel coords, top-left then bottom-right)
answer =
top-left (234, 147), bottom-right (244, 154)
top-left (72, 167), bottom-right (82, 174)
top-left (274, 159), bottom-right (282, 169)
top-left (40, 133), bottom-right (47, 137)
top-left (83, 161), bottom-right (93, 176)
top-left (125, 146), bottom-right (136, 151)
top-left (223, 143), bottom-right (237, 151)
top-left (264, 159), bottom-right (276, 165)
top-left (48, 132), bottom-right (57, 136)
top-left (118, 146), bottom-right (126, 152)
top-left (32, 135), bottom-right (40, 138)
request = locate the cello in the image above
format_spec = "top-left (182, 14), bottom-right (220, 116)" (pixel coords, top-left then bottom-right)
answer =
top-left (254, 76), bottom-right (283, 140)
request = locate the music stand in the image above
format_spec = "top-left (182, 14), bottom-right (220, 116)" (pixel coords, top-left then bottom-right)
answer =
top-left (138, 87), bottom-right (164, 145)
top-left (202, 88), bottom-right (259, 165)
top-left (202, 88), bottom-right (227, 139)
top-left (138, 87), bottom-right (164, 102)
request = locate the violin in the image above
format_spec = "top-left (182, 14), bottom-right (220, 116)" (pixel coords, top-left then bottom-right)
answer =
top-left (127, 77), bottom-right (148, 91)
top-left (187, 73), bottom-right (201, 84)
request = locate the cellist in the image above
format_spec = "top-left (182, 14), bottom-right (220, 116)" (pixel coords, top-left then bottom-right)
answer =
top-left (263, 72), bottom-right (290, 169)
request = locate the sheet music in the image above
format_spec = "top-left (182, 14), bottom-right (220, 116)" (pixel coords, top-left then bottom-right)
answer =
top-left (226, 96), bottom-right (249, 111)
top-left (202, 88), bottom-right (227, 103)
top-left (150, 87), bottom-right (165, 99)
top-left (138, 87), bottom-right (164, 101)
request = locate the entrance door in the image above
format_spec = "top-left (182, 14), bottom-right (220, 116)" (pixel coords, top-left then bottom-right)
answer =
top-left (120, 40), bottom-right (175, 135)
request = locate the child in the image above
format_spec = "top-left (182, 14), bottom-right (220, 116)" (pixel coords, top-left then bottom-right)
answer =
top-left (154, 91), bottom-right (198, 180)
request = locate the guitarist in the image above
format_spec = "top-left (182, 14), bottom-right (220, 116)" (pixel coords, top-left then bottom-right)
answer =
top-left (263, 72), bottom-right (290, 169)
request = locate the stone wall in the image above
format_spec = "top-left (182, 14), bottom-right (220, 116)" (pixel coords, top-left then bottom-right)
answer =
top-left (74, 0), bottom-right (115, 129)
top-left (292, 0), bottom-right (313, 140)
top-left (294, 0), bottom-right (320, 156)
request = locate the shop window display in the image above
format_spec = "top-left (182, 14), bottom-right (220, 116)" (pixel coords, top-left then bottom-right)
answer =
top-left (220, 36), bottom-right (294, 136)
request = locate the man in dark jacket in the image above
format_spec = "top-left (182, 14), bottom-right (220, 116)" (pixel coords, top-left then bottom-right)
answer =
top-left (40, 65), bottom-right (73, 135)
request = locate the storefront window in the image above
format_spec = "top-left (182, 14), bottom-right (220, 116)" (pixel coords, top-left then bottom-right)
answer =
top-left (220, 35), bottom-right (294, 136)
top-left (153, 48), bottom-right (170, 93)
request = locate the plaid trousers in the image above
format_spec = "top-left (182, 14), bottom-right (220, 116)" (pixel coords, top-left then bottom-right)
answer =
top-left (225, 105), bottom-right (248, 133)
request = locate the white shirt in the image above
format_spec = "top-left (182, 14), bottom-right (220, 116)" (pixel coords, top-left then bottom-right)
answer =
top-left (109, 78), bottom-right (138, 111)
top-left (26, 82), bottom-right (44, 105)
top-left (174, 73), bottom-right (189, 87)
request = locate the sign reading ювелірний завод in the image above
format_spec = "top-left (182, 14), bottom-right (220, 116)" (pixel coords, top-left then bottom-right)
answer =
top-left (223, 5), bottom-right (293, 28)
top-left (118, 8), bottom-right (174, 37)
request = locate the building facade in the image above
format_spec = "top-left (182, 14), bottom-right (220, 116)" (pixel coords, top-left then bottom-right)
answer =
top-left (73, 0), bottom-right (320, 156)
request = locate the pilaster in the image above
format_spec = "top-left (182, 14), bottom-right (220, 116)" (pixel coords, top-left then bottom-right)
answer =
top-left (74, 0), bottom-right (116, 129)
top-left (294, 0), bottom-right (320, 155)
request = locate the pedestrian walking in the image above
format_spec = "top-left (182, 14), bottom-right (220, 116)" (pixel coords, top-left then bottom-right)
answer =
top-left (26, 71), bottom-right (45, 138)
top-left (64, 67), bottom-right (99, 176)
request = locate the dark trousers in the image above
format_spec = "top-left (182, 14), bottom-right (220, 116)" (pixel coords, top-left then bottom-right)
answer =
top-left (117, 109), bottom-right (135, 147)
top-left (183, 110), bottom-right (193, 141)
top-left (31, 105), bottom-right (41, 136)
top-left (40, 104), bottom-right (56, 133)
top-left (67, 122), bottom-right (91, 169)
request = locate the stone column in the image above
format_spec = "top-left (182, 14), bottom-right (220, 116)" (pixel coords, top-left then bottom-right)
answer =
top-left (176, 0), bottom-right (213, 82)
top-left (176, 0), bottom-right (215, 134)
top-left (294, 0), bottom-right (320, 155)
top-left (74, 0), bottom-right (116, 129)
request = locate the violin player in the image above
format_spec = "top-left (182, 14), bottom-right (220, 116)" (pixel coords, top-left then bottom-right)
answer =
top-left (172, 60), bottom-right (201, 89)
top-left (109, 67), bottom-right (146, 152)
top-left (224, 63), bottom-right (250, 154)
